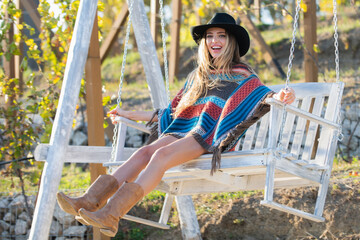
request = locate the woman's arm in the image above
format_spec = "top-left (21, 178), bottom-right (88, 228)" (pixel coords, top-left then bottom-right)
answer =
top-left (108, 106), bottom-right (158, 124)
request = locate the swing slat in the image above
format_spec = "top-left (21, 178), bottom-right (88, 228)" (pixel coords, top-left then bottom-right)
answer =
top-left (302, 96), bottom-right (325, 161)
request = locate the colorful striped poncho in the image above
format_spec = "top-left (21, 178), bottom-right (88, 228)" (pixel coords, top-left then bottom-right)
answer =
top-left (148, 64), bottom-right (274, 174)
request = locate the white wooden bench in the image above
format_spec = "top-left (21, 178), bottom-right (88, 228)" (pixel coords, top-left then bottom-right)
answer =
top-left (35, 81), bottom-right (344, 232)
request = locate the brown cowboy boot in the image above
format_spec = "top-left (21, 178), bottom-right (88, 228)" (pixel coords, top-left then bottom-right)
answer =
top-left (78, 182), bottom-right (144, 237)
top-left (56, 175), bottom-right (119, 217)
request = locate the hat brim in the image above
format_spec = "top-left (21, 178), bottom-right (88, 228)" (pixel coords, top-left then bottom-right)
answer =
top-left (191, 23), bottom-right (250, 57)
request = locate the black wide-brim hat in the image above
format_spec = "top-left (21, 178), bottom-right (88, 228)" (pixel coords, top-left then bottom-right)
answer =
top-left (191, 13), bottom-right (250, 57)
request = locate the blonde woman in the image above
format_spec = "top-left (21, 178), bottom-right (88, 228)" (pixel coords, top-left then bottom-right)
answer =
top-left (56, 13), bottom-right (295, 237)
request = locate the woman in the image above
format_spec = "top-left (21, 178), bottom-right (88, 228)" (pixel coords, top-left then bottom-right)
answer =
top-left (56, 13), bottom-right (295, 237)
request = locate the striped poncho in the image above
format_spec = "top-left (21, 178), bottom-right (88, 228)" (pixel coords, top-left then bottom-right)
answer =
top-left (148, 64), bottom-right (274, 174)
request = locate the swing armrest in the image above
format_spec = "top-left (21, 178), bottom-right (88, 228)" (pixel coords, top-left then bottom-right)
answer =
top-left (266, 98), bottom-right (340, 130)
top-left (114, 116), bottom-right (151, 134)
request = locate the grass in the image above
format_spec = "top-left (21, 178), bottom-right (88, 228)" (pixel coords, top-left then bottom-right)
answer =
top-left (0, 163), bottom-right (90, 196)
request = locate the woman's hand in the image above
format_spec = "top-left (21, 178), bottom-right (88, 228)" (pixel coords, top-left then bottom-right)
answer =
top-left (108, 106), bottom-right (128, 124)
top-left (273, 88), bottom-right (295, 105)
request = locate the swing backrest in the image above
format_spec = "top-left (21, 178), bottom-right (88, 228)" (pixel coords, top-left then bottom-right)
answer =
top-left (238, 82), bottom-right (344, 166)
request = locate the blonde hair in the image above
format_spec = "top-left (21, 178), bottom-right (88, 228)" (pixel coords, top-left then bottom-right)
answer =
top-left (174, 31), bottom-right (242, 118)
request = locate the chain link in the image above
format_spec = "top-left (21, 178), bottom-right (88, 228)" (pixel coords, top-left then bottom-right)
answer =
top-left (159, 0), bottom-right (171, 104)
top-left (276, 0), bottom-right (301, 152)
top-left (110, 0), bottom-right (134, 164)
top-left (333, 0), bottom-right (343, 141)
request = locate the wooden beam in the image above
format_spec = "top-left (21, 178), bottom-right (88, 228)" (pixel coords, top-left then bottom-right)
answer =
top-left (169, 0), bottom-right (182, 83)
top-left (28, 1), bottom-right (99, 239)
top-left (303, 0), bottom-right (318, 82)
top-left (150, 0), bottom-right (159, 48)
top-left (238, 12), bottom-right (286, 78)
top-left (21, 0), bottom-right (41, 32)
top-left (130, 0), bottom-right (167, 109)
top-left (85, 12), bottom-right (110, 240)
top-left (100, 4), bottom-right (129, 63)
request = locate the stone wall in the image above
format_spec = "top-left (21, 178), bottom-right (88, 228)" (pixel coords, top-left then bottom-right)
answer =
top-left (0, 193), bottom-right (92, 240)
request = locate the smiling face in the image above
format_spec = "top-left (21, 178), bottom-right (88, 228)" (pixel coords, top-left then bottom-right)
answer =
top-left (205, 27), bottom-right (228, 59)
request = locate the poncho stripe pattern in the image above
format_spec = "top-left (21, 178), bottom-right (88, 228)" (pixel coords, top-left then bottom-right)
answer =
top-left (154, 64), bottom-right (274, 173)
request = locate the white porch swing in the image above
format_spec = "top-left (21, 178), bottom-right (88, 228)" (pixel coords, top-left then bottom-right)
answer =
top-left (32, 0), bottom-right (344, 238)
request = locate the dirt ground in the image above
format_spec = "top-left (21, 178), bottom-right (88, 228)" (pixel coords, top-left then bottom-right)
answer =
top-left (117, 173), bottom-right (360, 240)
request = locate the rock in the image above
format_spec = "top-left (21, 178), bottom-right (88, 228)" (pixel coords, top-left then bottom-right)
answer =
top-left (73, 112), bottom-right (86, 132)
top-left (55, 237), bottom-right (66, 240)
top-left (14, 219), bottom-right (28, 235)
top-left (63, 225), bottom-right (87, 237)
top-left (71, 131), bottom-right (88, 146)
top-left (0, 220), bottom-right (10, 231)
top-left (1, 231), bottom-right (11, 240)
top-left (341, 135), bottom-right (358, 150)
top-left (128, 135), bottom-right (143, 148)
top-left (3, 212), bottom-right (15, 223)
top-left (345, 104), bottom-right (359, 121)
top-left (53, 203), bottom-right (76, 225)
top-left (49, 220), bottom-right (62, 236)
top-left (18, 212), bottom-right (31, 224)
top-left (8, 195), bottom-right (25, 214)
top-left (28, 114), bottom-right (45, 127)
top-left (9, 225), bottom-right (15, 235)
top-left (0, 198), bottom-right (9, 213)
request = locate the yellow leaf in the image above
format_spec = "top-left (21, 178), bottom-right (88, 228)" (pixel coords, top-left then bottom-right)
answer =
top-left (14, 10), bottom-right (21, 19)
top-left (313, 44), bottom-right (320, 53)
top-left (25, 39), bottom-right (34, 46)
top-left (300, 2), bottom-right (307, 13)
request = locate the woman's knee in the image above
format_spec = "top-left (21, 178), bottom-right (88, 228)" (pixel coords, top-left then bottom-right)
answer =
top-left (148, 146), bottom-right (173, 171)
top-left (132, 145), bottom-right (154, 166)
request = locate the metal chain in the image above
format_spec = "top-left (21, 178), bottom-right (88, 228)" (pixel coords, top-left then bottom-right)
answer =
top-left (285, 0), bottom-right (302, 89)
top-left (110, 0), bottom-right (134, 163)
top-left (159, 0), bottom-right (171, 104)
top-left (333, 0), bottom-right (343, 141)
top-left (276, 0), bottom-right (301, 152)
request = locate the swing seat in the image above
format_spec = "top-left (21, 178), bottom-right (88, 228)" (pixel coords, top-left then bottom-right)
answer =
top-left (34, 81), bottom-right (344, 227)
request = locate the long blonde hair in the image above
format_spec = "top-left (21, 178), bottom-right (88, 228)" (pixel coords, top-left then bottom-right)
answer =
top-left (174, 31), bottom-right (242, 117)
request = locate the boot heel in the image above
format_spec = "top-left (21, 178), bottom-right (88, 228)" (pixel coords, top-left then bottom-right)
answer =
top-left (100, 228), bottom-right (117, 237)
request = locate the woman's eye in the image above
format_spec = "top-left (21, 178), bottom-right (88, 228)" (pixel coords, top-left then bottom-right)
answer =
top-left (220, 35), bottom-right (226, 38)
top-left (206, 35), bottom-right (213, 39)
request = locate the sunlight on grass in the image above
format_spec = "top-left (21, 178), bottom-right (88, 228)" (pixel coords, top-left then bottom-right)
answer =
top-left (0, 164), bottom-right (90, 196)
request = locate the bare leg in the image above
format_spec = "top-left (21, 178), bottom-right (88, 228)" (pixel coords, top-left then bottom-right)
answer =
top-left (135, 136), bottom-right (206, 195)
top-left (111, 135), bottom-right (178, 184)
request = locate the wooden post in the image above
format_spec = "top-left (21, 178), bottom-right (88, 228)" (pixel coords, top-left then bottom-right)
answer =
top-left (303, 0), bottom-right (318, 82)
top-left (169, 0), bottom-right (182, 83)
top-left (28, 1), bottom-right (98, 239)
top-left (194, 0), bottom-right (201, 25)
top-left (254, 0), bottom-right (261, 23)
top-left (85, 12), bottom-right (110, 240)
top-left (2, 9), bottom-right (16, 94)
top-left (2, 7), bottom-right (16, 162)
top-left (238, 12), bottom-right (286, 78)
top-left (15, 0), bottom-right (23, 94)
top-left (100, 5), bottom-right (129, 63)
top-left (175, 196), bottom-right (202, 240)
top-left (150, 0), bottom-right (159, 48)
